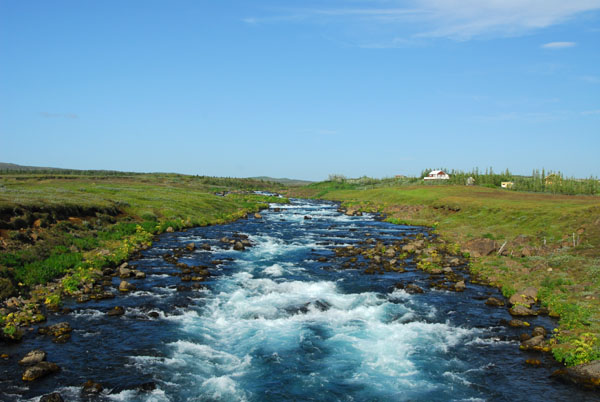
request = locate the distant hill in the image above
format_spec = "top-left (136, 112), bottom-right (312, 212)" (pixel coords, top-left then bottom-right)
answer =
top-left (251, 176), bottom-right (313, 186)
top-left (0, 162), bottom-right (66, 171)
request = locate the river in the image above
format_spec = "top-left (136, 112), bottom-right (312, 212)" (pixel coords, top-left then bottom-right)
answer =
top-left (0, 198), bottom-right (595, 401)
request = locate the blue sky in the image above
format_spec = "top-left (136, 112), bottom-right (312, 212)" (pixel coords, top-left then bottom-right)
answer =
top-left (1, 0), bottom-right (599, 180)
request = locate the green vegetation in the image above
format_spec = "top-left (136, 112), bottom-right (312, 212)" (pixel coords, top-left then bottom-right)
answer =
top-left (421, 167), bottom-right (600, 195)
top-left (0, 172), bottom-right (286, 338)
top-left (288, 182), bottom-right (600, 366)
top-left (317, 168), bottom-right (600, 196)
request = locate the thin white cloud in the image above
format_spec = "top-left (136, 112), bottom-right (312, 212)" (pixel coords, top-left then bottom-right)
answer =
top-left (581, 75), bottom-right (600, 83)
top-left (541, 41), bottom-right (576, 48)
top-left (244, 1), bottom-right (600, 40)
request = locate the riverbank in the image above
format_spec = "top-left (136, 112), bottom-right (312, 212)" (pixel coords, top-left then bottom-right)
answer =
top-left (287, 183), bottom-right (600, 372)
top-left (4, 198), bottom-right (595, 401)
top-left (0, 173), bottom-right (286, 342)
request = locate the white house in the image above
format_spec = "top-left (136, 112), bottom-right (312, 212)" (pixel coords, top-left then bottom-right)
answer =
top-left (424, 170), bottom-right (450, 181)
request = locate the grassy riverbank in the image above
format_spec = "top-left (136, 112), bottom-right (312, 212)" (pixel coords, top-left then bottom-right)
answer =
top-left (288, 182), bottom-right (600, 366)
top-left (0, 173), bottom-right (285, 339)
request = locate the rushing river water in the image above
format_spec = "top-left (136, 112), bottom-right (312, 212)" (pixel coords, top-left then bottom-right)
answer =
top-left (1, 199), bottom-right (597, 401)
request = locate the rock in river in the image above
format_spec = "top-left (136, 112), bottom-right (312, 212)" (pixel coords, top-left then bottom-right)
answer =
top-left (119, 280), bottom-right (136, 292)
top-left (107, 306), bottom-right (125, 316)
top-left (40, 393), bottom-right (64, 402)
top-left (82, 379), bottom-right (104, 394)
top-left (485, 297), bottom-right (505, 307)
top-left (18, 349), bottom-right (46, 366)
top-left (22, 361), bottom-right (60, 381)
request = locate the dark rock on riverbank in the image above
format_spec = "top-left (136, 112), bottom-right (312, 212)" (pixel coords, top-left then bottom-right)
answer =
top-left (485, 297), bottom-right (505, 307)
top-left (552, 360), bottom-right (600, 388)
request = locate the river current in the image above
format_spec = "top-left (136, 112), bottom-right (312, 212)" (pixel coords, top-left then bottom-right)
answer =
top-left (0, 198), bottom-right (596, 401)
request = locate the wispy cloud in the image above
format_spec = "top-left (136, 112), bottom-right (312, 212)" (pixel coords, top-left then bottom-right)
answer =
top-left (541, 41), bottom-right (576, 48)
top-left (40, 112), bottom-right (78, 119)
top-left (581, 75), bottom-right (600, 83)
top-left (244, 1), bottom-right (600, 41)
top-left (581, 109), bottom-right (600, 115)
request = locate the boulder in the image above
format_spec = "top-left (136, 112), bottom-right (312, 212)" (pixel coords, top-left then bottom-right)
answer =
top-left (40, 393), bottom-right (64, 402)
top-left (485, 297), bottom-right (505, 307)
top-left (166, 226), bottom-right (174, 233)
top-left (552, 360), bottom-right (600, 388)
top-left (520, 246), bottom-right (536, 257)
top-left (19, 350), bottom-right (46, 366)
top-left (520, 335), bottom-right (545, 351)
top-left (454, 281), bottom-right (466, 292)
top-left (186, 242), bottom-right (196, 251)
top-left (39, 322), bottom-right (72, 337)
top-left (254, 213), bottom-right (262, 219)
top-left (405, 284), bottom-right (424, 294)
top-left (22, 362), bottom-right (60, 381)
top-left (531, 326), bottom-right (547, 337)
top-left (134, 270), bottom-right (146, 279)
top-left (118, 267), bottom-right (132, 278)
top-left (509, 287), bottom-right (537, 307)
top-left (119, 281), bottom-right (135, 292)
top-left (464, 238), bottom-right (498, 257)
top-left (402, 244), bottom-right (416, 253)
top-left (5, 297), bottom-right (22, 309)
top-left (508, 319), bottom-right (528, 327)
top-left (520, 333), bottom-right (532, 342)
top-left (82, 380), bottom-right (104, 394)
top-left (201, 243), bottom-right (211, 251)
top-left (384, 248), bottom-right (396, 258)
top-left (107, 306), bottom-right (125, 316)
top-left (233, 241), bottom-right (245, 251)
top-left (509, 305), bottom-right (537, 316)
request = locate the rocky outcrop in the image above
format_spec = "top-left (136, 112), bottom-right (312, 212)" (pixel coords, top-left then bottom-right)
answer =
top-left (509, 287), bottom-right (538, 307)
top-left (552, 360), bottom-right (600, 388)
top-left (463, 238), bottom-right (497, 257)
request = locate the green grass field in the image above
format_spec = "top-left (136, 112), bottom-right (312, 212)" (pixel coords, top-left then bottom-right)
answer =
top-left (289, 182), bottom-right (600, 366)
top-left (0, 173), bottom-right (284, 339)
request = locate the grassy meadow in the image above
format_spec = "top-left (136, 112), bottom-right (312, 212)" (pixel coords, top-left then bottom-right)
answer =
top-left (288, 182), bottom-right (600, 366)
top-left (0, 173), bottom-right (285, 339)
